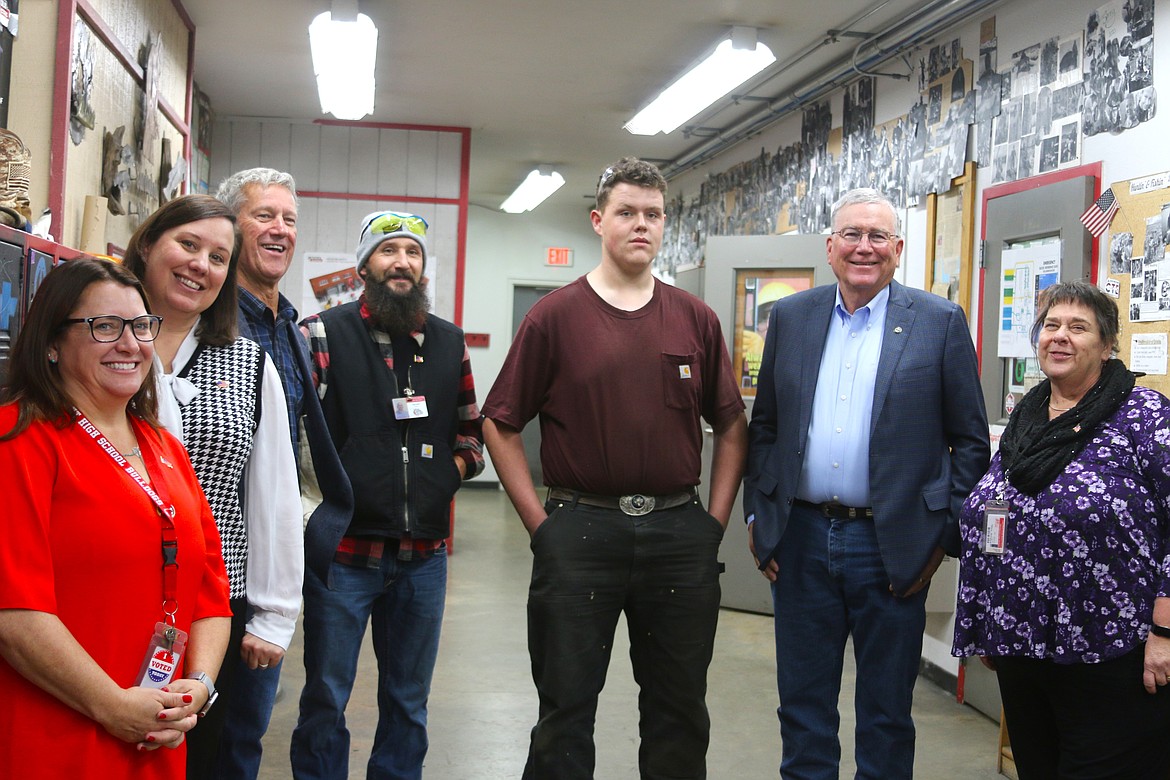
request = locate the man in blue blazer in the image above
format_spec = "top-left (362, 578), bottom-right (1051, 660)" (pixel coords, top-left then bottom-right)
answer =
top-left (744, 188), bottom-right (989, 779)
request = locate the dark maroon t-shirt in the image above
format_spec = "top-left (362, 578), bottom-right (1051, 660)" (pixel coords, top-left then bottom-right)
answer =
top-left (482, 276), bottom-right (744, 495)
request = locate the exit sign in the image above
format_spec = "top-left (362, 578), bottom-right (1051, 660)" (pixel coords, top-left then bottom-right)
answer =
top-left (546, 247), bottom-right (573, 267)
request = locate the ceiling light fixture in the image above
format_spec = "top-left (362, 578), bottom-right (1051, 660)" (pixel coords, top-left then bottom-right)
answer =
top-left (308, 1), bottom-right (378, 121)
top-left (500, 167), bottom-right (566, 213)
top-left (624, 26), bottom-right (775, 136)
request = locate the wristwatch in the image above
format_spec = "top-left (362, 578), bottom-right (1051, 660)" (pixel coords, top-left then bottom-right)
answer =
top-left (186, 671), bottom-right (218, 717)
top-left (1150, 623), bottom-right (1170, 639)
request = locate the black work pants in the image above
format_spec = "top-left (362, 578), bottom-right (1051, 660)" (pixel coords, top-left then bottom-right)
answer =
top-left (522, 499), bottom-right (724, 780)
top-left (995, 645), bottom-right (1170, 779)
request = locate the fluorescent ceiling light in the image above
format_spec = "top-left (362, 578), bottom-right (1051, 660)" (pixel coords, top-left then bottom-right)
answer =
top-left (308, 9), bottom-right (378, 121)
top-left (500, 168), bottom-right (566, 213)
top-left (625, 26), bottom-right (775, 136)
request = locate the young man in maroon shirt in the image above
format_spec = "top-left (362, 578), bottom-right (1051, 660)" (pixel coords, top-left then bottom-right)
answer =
top-left (483, 157), bottom-right (747, 780)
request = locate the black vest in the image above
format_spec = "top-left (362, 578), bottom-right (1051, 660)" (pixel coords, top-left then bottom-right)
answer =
top-left (317, 304), bottom-right (465, 539)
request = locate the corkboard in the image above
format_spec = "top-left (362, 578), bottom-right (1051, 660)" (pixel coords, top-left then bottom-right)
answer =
top-left (1101, 173), bottom-right (1170, 397)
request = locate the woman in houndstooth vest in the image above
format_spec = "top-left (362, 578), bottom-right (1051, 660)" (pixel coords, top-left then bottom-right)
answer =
top-left (122, 195), bottom-right (302, 779)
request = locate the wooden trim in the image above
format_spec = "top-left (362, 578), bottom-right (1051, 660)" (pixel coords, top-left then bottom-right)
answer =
top-left (48, 0), bottom-right (79, 239)
top-left (75, 0), bottom-right (144, 81)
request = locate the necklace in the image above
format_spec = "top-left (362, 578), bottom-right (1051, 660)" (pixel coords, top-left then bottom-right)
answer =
top-left (125, 446), bottom-right (142, 458)
top-left (1048, 402), bottom-right (1074, 412)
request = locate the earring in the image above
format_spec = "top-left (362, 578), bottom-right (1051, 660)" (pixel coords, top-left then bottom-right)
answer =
top-left (47, 352), bottom-right (57, 364)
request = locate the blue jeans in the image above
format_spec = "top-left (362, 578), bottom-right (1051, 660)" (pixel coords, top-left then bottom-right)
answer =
top-left (771, 503), bottom-right (927, 780)
top-left (213, 653), bottom-right (282, 779)
top-left (290, 548), bottom-right (447, 780)
top-left (522, 499), bottom-right (724, 780)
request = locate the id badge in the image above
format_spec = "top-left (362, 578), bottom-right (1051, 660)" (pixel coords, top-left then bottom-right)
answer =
top-left (392, 395), bottom-right (429, 420)
top-left (136, 622), bottom-right (189, 689)
top-left (982, 499), bottom-right (1010, 556)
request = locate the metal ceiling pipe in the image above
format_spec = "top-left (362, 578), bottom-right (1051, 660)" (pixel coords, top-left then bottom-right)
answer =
top-left (661, 0), bottom-right (1006, 178)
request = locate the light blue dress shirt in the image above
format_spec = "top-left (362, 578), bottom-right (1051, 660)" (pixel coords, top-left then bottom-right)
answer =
top-left (796, 285), bottom-right (889, 508)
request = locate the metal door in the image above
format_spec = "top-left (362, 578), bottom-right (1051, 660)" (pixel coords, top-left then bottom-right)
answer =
top-left (980, 175), bottom-right (1096, 425)
top-left (703, 234), bottom-right (835, 614)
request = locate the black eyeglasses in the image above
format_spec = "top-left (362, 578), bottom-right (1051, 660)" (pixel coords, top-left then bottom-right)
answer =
top-left (62, 315), bottom-right (163, 343)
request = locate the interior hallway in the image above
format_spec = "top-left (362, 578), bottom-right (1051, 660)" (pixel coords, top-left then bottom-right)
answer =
top-left (258, 485), bottom-right (1004, 779)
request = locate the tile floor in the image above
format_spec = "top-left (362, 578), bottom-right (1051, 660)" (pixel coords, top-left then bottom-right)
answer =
top-left (257, 485), bottom-right (1004, 779)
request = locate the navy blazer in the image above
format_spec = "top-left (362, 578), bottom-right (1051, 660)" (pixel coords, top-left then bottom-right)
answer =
top-left (289, 319), bottom-right (354, 590)
top-left (744, 280), bottom-right (990, 592)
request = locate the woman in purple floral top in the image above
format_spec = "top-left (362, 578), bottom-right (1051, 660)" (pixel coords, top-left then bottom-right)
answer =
top-left (953, 280), bottom-right (1170, 778)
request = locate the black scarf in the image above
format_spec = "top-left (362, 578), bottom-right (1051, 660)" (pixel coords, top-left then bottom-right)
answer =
top-left (998, 358), bottom-right (1135, 495)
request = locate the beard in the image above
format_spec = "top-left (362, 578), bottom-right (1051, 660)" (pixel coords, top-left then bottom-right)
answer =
top-left (364, 270), bottom-right (430, 336)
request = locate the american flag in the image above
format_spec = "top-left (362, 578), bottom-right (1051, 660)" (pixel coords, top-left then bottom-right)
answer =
top-left (1079, 188), bottom-right (1119, 237)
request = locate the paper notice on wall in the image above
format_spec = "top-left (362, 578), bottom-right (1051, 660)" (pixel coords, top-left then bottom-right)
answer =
top-left (1131, 332), bottom-right (1168, 375)
top-left (998, 243), bottom-right (1061, 357)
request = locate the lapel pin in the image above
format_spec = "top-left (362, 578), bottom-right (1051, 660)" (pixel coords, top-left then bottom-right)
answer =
top-left (893, 326), bottom-right (903, 333)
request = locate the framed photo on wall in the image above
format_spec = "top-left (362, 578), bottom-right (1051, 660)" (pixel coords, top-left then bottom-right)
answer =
top-left (731, 268), bottom-right (815, 397)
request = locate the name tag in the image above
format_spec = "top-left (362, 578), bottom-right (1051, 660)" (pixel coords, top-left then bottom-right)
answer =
top-left (392, 395), bottom-right (429, 420)
top-left (982, 500), bottom-right (1009, 556)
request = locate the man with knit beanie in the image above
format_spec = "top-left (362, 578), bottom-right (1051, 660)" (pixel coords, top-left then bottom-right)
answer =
top-left (291, 210), bottom-right (485, 780)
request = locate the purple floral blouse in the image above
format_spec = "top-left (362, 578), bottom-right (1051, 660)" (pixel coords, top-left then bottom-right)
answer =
top-left (953, 387), bottom-right (1170, 664)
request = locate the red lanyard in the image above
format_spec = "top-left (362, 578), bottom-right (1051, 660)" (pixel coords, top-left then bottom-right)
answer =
top-left (74, 412), bottom-right (180, 625)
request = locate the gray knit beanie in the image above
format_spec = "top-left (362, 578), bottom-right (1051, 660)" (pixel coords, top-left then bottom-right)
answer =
top-left (356, 210), bottom-right (429, 274)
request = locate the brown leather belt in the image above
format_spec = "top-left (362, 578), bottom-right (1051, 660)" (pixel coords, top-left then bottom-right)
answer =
top-left (547, 487), bottom-right (697, 517)
top-left (793, 498), bottom-right (874, 520)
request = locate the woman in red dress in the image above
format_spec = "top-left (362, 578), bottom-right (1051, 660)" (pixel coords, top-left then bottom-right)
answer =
top-left (0, 258), bottom-right (231, 778)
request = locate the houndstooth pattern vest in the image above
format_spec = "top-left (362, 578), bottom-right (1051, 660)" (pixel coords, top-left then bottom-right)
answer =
top-left (178, 337), bottom-right (264, 600)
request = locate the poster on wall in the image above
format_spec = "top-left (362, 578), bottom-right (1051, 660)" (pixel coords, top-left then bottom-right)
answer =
top-left (998, 243), bottom-right (1061, 357)
top-left (301, 252), bottom-right (362, 318)
top-left (299, 251), bottom-right (437, 320)
top-left (732, 269), bottom-right (814, 397)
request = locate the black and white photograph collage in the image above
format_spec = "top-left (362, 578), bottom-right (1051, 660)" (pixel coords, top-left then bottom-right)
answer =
top-left (658, 43), bottom-right (968, 276)
top-left (657, 2), bottom-right (1157, 275)
top-left (1114, 202), bottom-right (1170, 323)
top-left (1084, 0), bottom-right (1156, 137)
top-left (988, 33), bottom-right (1085, 185)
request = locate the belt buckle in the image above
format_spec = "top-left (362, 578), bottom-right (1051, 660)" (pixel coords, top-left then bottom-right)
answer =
top-left (619, 494), bottom-right (655, 516)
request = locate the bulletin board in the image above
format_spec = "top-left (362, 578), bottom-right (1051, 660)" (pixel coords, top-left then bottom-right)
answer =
top-left (1102, 172), bottom-right (1170, 397)
top-left (925, 161), bottom-right (977, 318)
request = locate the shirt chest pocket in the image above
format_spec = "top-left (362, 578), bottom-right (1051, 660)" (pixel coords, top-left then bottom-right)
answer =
top-left (662, 352), bottom-right (701, 410)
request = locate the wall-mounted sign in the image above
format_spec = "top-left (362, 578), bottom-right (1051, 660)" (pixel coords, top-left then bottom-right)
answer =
top-left (546, 247), bottom-right (573, 267)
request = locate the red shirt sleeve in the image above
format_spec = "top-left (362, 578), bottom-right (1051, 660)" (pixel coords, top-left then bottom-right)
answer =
top-left (0, 406), bottom-right (58, 613)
